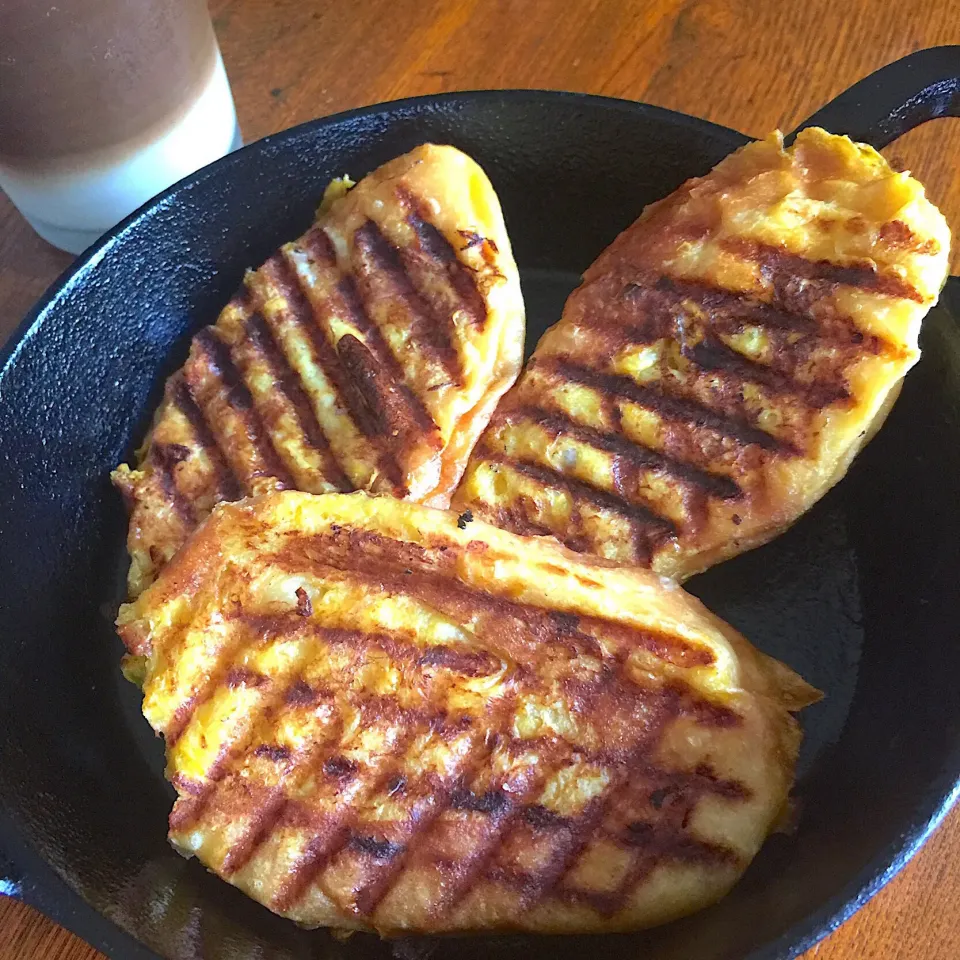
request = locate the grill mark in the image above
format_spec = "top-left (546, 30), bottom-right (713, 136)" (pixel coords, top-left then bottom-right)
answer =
top-left (169, 377), bottom-right (243, 501)
top-left (217, 704), bottom-right (346, 878)
top-left (597, 290), bottom-right (850, 408)
top-left (595, 273), bottom-right (875, 406)
top-left (271, 728), bottom-right (422, 913)
top-left (352, 219), bottom-right (462, 384)
top-left (648, 276), bottom-right (817, 334)
top-left (320, 234), bottom-right (442, 458)
top-left (334, 335), bottom-right (391, 436)
top-left (450, 789), bottom-right (511, 814)
top-left (165, 628), bottom-right (450, 828)
top-left (164, 634), bottom-right (262, 748)
top-left (167, 664), bottom-right (303, 831)
top-left (507, 406), bottom-right (742, 500)
top-left (542, 358), bottom-right (791, 454)
top-left (571, 768), bottom-right (745, 917)
top-left (220, 788), bottom-right (288, 876)
top-left (396, 190), bottom-right (489, 330)
top-left (231, 620), bottom-right (480, 685)
top-left (336, 331), bottom-right (442, 467)
top-left (563, 837), bottom-right (737, 918)
top-left (488, 693), bottom-right (704, 909)
top-left (232, 585), bottom-right (723, 751)
top-left (166, 587), bottom-right (751, 924)
top-left (273, 531), bottom-right (727, 696)
top-left (163, 609), bottom-right (328, 762)
top-left (683, 335), bottom-right (850, 407)
top-left (350, 691), bottom-right (521, 919)
top-left (478, 451), bottom-right (677, 559)
top-left (244, 311), bottom-right (353, 492)
top-left (148, 443), bottom-right (196, 525)
top-left (723, 236), bottom-right (925, 303)
top-left (509, 744), bottom-right (725, 913)
top-left (477, 738), bottom-right (686, 914)
top-left (261, 253), bottom-right (407, 495)
top-left (409, 749), bottom-right (553, 923)
top-left (349, 835), bottom-right (405, 861)
top-left (192, 328), bottom-right (296, 490)
top-left (501, 795), bottom-right (618, 911)
top-left (299, 223), bottom-right (338, 267)
top-left (258, 576), bottom-right (741, 764)
top-left (417, 645), bottom-right (504, 677)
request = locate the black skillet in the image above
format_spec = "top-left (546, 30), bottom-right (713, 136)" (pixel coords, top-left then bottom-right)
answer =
top-left (2, 45), bottom-right (960, 960)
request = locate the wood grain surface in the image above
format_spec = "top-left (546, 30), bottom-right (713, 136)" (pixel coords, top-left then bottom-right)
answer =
top-left (1, 1), bottom-right (958, 957)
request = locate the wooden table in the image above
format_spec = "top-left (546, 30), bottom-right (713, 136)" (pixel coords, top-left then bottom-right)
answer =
top-left (2, 1), bottom-right (959, 957)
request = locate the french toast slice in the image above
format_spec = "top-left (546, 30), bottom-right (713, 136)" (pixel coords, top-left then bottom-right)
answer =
top-left (117, 490), bottom-right (818, 936)
top-left (113, 144), bottom-right (524, 597)
top-left (453, 129), bottom-right (950, 578)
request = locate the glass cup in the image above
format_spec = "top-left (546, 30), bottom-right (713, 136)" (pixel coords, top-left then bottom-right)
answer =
top-left (0, 0), bottom-right (241, 254)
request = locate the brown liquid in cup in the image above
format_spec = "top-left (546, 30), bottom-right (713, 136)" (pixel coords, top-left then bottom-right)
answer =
top-left (0, 0), bottom-right (218, 171)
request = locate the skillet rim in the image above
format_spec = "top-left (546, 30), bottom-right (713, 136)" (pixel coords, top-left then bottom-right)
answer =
top-left (1, 87), bottom-right (958, 960)
top-left (0, 88), bottom-right (742, 383)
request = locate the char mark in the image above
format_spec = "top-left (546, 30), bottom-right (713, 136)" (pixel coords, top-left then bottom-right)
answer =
top-left (349, 834), bottom-right (405, 861)
top-left (724, 236), bottom-right (925, 303)
top-left (524, 805), bottom-right (572, 829)
top-left (479, 451), bottom-right (677, 555)
top-left (193, 328), bottom-right (297, 489)
top-left (614, 272), bottom-right (876, 404)
top-left (878, 220), bottom-right (941, 255)
top-left (333, 271), bottom-right (440, 441)
top-left (543, 359), bottom-right (789, 453)
top-left (650, 276), bottom-right (817, 333)
top-left (261, 254), bottom-right (408, 495)
top-left (418, 645), bottom-right (503, 677)
top-left (169, 377), bottom-right (244, 501)
top-left (224, 667), bottom-right (267, 688)
top-left (285, 680), bottom-right (317, 705)
top-left (509, 406), bottom-right (742, 500)
top-left (271, 726), bottom-right (423, 913)
top-left (323, 755), bottom-right (358, 780)
top-left (398, 192), bottom-right (489, 329)
top-left (244, 311), bottom-right (353, 491)
top-left (682, 335), bottom-right (850, 407)
top-left (352, 220), bottom-right (463, 383)
top-left (451, 789), bottom-right (511, 815)
top-left (148, 442), bottom-right (196, 525)
top-left (336, 331), bottom-right (441, 463)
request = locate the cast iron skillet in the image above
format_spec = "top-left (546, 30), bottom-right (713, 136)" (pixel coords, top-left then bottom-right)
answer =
top-left (2, 46), bottom-right (960, 960)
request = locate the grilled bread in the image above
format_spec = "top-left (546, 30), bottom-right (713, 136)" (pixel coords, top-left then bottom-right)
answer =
top-left (117, 490), bottom-right (818, 936)
top-left (453, 128), bottom-right (950, 579)
top-left (113, 145), bottom-right (524, 597)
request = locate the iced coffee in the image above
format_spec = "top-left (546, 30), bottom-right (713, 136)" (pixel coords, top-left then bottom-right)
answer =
top-left (0, 0), bottom-right (241, 253)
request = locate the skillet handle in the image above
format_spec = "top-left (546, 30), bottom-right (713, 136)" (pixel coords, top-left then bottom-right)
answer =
top-left (789, 45), bottom-right (960, 148)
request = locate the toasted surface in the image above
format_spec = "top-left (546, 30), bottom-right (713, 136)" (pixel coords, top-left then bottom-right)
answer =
top-left (453, 128), bottom-right (950, 578)
top-left (113, 144), bottom-right (524, 597)
top-left (118, 490), bottom-right (817, 936)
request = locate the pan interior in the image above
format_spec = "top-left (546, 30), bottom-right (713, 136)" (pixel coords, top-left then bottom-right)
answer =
top-left (1, 92), bottom-right (959, 960)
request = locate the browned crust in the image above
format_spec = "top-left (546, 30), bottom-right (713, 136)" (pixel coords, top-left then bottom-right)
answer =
top-left (453, 129), bottom-right (949, 577)
top-left (120, 492), bottom-right (817, 935)
top-left (113, 144), bottom-right (525, 596)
